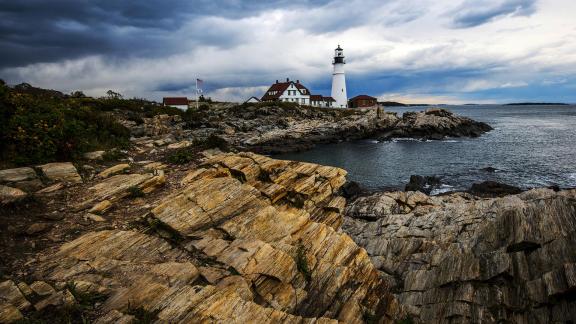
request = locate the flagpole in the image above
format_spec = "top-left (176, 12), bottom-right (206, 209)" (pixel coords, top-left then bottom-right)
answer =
top-left (195, 79), bottom-right (199, 110)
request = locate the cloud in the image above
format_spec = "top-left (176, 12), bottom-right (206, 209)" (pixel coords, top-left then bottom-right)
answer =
top-left (1, 0), bottom-right (576, 104)
top-left (449, 0), bottom-right (538, 28)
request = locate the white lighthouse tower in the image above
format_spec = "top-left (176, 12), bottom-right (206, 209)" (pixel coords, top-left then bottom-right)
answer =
top-left (331, 45), bottom-right (348, 108)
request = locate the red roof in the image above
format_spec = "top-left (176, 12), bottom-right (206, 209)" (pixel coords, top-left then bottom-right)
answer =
top-left (349, 95), bottom-right (377, 101)
top-left (310, 95), bottom-right (335, 102)
top-left (261, 81), bottom-right (310, 101)
top-left (163, 97), bottom-right (188, 105)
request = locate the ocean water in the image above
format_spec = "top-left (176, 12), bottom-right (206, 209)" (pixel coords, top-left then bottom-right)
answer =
top-left (276, 105), bottom-right (576, 193)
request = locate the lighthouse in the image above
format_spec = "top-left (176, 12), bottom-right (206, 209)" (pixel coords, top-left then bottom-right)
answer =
top-left (331, 45), bottom-right (348, 108)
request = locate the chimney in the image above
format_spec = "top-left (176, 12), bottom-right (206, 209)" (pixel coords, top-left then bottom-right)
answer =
top-left (276, 80), bottom-right (278, 84)
top-left (286, 78), bottom-right (289, 82)
top-left (296, 80), bottom-right (300, 84)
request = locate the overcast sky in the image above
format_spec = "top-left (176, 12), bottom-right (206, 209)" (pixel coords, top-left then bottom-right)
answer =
top-left (1, 0), bottom-right (575, 104)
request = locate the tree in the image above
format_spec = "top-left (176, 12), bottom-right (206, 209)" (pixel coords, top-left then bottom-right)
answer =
top-left (70, 90), bottom-right (86, 98)
top-left (106, 90), bottom-right (123, 99)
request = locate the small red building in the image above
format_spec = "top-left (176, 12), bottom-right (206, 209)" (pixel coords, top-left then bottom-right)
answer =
top-left (348, 95), bottom-right (378, 108)
top-left (163, 97), bottom-right (189, 110)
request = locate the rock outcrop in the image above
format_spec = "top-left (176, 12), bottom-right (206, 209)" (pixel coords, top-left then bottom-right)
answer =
top-left (344, 189), bottom-right (576, 323)
top-left (377, 108), bottom-right (493, 141)
top-left (27, 153), bottom-right (402, 323)
top-left (120, 105), bottom-right (492, 156)
top-left (469, 180), bottom-right (523, 197)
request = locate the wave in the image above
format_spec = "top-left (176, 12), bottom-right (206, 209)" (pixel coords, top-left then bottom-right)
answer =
top-left (391, 138), bottom-right (423, 143)
top-left (430, 184), bottom-right (456, 196)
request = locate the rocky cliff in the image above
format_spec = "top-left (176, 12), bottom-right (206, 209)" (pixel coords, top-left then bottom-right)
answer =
top-left (120, 104), bottom-right (492, 155)
top-left (2, 150), bottom-right (575, 323)
top-left (344, 189), bottom-right (576, 323)
top-left (1, 153), bottom-right (403, 323)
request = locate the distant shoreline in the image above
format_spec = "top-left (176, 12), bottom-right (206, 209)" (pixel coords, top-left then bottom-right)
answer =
top-left (378, 101), bottom-right (572, 107)
top-left (504, 102), bottom-right (570, 106)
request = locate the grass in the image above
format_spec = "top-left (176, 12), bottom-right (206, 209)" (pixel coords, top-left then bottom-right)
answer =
top-left (102, 149), bottom-right (127, 162)
top-left (127, 186), bottom-right (144, 198)
top-left (126, 304), bottom-right (160, 324)
top-left (166, 148), bottom-right (196, 164)
top-left (395, 316), bottom-right (415, 324)
top-left (296, 243), bottom-right (311, 282)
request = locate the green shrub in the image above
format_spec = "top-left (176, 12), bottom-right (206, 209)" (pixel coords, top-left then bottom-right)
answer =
top-left (166, 148), bottom-right (196, 164)
top-left (0, 84), bottom-right (130, 166)
top-left (126, 305), bottom-right (159, 324)
top-left (202, 134), bottom-right (229, 151)
top-left (296, 243), bottom-right (311, 282)
top-left (127, 186), bottom-right (144, 198)
top-left (102, 149), bottom-right (127, 162)
top-left (396, 316), bottom-right (415, 324)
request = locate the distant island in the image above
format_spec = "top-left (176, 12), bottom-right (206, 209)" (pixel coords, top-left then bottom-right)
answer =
top-left (505, 102), bottom-right (569, 106)
top-left (379, 101), bottom-right (431, 107)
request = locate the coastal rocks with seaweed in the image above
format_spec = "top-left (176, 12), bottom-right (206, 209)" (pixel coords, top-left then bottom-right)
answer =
top-left (343, 188), bottom-right (576, 323)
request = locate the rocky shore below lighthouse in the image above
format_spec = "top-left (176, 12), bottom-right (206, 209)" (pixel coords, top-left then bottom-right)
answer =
top-left (118, 102), bottom-right (493, 155)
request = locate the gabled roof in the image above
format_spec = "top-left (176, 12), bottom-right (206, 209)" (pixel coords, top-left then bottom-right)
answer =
top-left (310, 95), bottom-right (335, 102)
top-left (349, 95), bottom-right (377, 101)
top-left (261, 81), bottom-right (310, 101)
top-left (244, 96), bottom-right (261, 103)
top-left (163, 97), bottom-right (188, 105)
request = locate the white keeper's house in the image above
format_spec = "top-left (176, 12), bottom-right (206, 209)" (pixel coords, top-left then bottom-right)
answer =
top-left (260, 78), bottom-right (335, 108)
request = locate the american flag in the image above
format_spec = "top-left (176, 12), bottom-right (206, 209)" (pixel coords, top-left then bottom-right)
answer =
top-left (196, 79), bottom-right (204, 93)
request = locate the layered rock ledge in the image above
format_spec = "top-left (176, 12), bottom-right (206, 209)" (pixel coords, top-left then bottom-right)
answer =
top-left (121, 105), bottom-right (492, 155)
top-left (13, 153), bottom-right (403, 323)
top-left (344, 189), bottom-right (576, 323)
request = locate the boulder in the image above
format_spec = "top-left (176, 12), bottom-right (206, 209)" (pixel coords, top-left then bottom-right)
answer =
top-left (469, 181), bottom-right (523, 197)
top-left (88, 200), bottom-right (113, 214)
top-left (0, 167), bottom-right (42, 191)
top-left (76, 172), bottom-right (165, 210)
top-left (36, 182), bottom-right (65, 194)
top-left (0, 167), bottom-right (37, 183)
top-left (26, 223), bottom-right (52, 236)
top-left (0, 281), bottom-right (31, 311)
top-left (0, 185), bottom-right (28, 205)
top-left (341, 181), bottom-right (362, 198)
top-left (85, 213), bottom-right (106, 222)
top-left (37, 162), bottom-right (82, 183)
top-left (97, 164), bottom-right (130, 178)
top-left (167, 140), bottom-right (192, 149)
top-left (0, 303), bottom-right (23, 323)
top-left (83, 151), bottom-right (105, 160)
top-left (29, 281), bottom-right (56, 296)
top-left (405, 175), bottom-right (442, 194)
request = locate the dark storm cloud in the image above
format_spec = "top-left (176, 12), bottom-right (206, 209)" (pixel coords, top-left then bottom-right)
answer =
top-left (450, 0), bottom-right (537, 28)
top-left (0, 0), bottom-right (333, 68)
